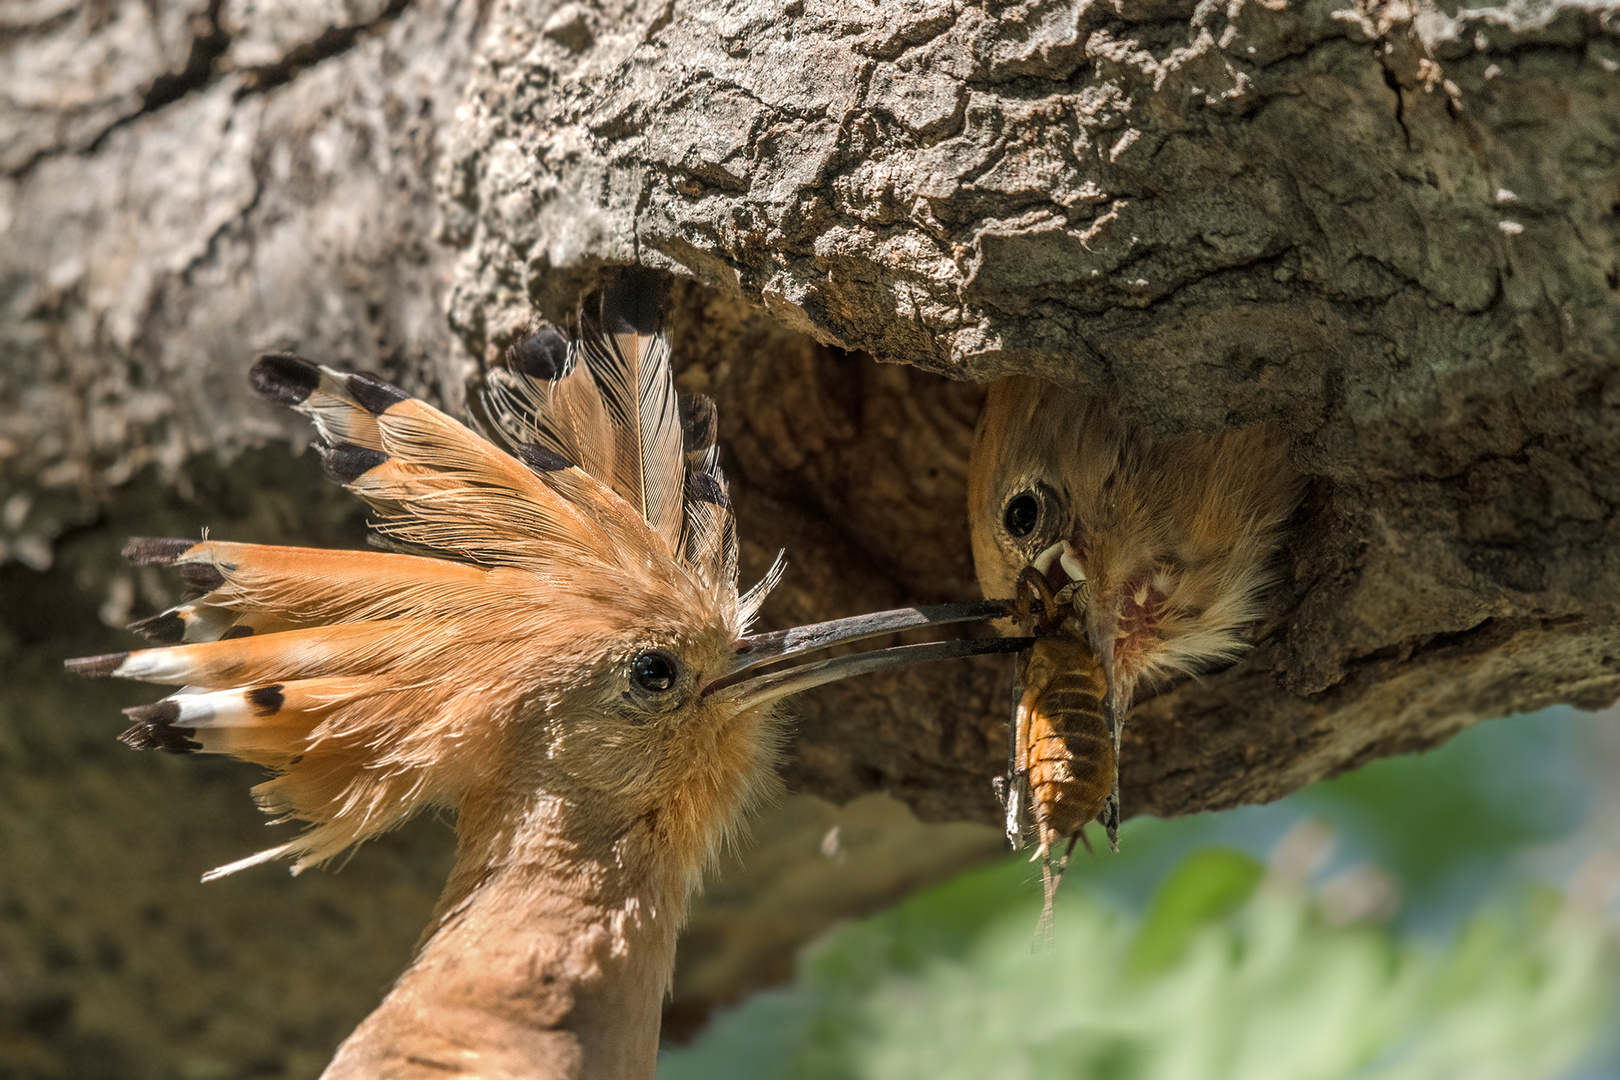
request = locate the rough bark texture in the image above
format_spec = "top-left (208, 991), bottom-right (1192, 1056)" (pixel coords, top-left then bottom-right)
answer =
top-left (2, 0), bottom-right (1618, 1075)
top-left (443, 0), bottom-right (1620, 813)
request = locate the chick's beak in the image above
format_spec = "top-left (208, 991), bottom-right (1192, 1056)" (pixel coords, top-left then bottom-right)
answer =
top-left (704, 600), bottom-right (1032, 710)
top-left (1031, 541), bottom-right (1088, 593)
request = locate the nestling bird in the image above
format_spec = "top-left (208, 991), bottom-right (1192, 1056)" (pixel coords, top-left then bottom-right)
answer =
top-left (68, 273), bottom-right (1024, 1080)
top-left (969, 375), bottom-right (1299, 891)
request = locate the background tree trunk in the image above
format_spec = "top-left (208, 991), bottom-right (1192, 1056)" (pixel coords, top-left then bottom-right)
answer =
top-left (2, 0), bottom-right (1617, 1074)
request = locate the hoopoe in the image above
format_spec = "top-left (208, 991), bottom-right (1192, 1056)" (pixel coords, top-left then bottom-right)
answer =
top-left (69, 271), bottom-right (1025, 1079)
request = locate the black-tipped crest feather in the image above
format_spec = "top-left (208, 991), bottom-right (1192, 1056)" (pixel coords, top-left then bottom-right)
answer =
top-left (119, 701), bottom-right (200, 753)
top-left (123, 537), bottom-right (196, 566)
top-left (129, 612), bottom-right (187, 644)
top-left (468, 274), bottom-right (746, 599)
top-left (321, 442), bottom-right (390, 484)
top-left (346, 373), bottom-right (410, 415)
top-left (250, 353), bottom-right (321, 407)
top-left (575, 272), bottom-right (686, 549)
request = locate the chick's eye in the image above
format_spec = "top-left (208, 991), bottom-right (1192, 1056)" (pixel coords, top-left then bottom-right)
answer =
top-left (631, 650), bottom-right (678, 693)
top-left (1003, 492), bottom-right (1040, 538)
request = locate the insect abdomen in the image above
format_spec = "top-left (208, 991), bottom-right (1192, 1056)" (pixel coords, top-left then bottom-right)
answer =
top-left (1018, 637), bottom-right (1112, 850)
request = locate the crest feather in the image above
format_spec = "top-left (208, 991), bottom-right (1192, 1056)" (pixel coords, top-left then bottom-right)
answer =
top-left (474, 269), bottom-right (744, 603)
top-left (69, 273), bottom-right (771, 878)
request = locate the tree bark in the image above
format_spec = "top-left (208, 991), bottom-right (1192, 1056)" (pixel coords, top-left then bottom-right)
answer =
top-left (2, 0), bottom-right (1617, 1074)
top-left (440, 0), bottom-right (1620, 813)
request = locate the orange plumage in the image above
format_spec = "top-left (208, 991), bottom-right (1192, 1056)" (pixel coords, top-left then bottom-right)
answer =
top-left (68, 276), bottom-right (773, 882)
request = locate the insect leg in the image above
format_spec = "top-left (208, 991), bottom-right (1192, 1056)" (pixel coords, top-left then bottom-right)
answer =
top-left (1103, 692), bottom-right (1123, 852)
top-left (1101, 793), bottom-right (1121, 853)
top-left (1015, 565), bottom-right (1061, 635)
top-left (1004, 651), bottom-right (1029, 850)
top-left (1034, 853), bottom-right (1058, 953)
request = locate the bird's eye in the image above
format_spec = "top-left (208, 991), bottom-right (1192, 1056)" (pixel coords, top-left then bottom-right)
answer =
top-left (1003, 492), bottom-right (1040, 538)
top-left (631, 650), bottom-right (679, 693)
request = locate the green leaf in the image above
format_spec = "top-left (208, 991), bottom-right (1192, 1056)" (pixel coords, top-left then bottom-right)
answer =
top-left (1127, 847), bottom-right (1263, 976)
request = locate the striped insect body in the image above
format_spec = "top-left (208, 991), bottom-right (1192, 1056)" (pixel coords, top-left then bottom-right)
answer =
top-left (1015, 632), bottom-right (1113, 862)
top-left (1004, 567), bottom-right (1120, 935)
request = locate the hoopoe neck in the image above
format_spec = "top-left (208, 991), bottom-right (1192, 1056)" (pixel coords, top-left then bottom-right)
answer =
top-left (321, 788), bottom-right (693, 1080)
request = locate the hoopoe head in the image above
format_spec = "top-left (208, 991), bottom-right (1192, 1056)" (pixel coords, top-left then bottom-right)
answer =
top-left (71, 270), bottom-right (1023, 888)
top-left (968, 375), bottom-right (1299, 710)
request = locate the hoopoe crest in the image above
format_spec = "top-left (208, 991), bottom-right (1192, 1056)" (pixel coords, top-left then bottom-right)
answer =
top-left (68, 276), bottom-right (783, 881)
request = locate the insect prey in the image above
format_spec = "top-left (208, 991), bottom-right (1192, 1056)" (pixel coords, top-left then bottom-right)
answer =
top-left (1003, 565), bottom-right (1119, 936)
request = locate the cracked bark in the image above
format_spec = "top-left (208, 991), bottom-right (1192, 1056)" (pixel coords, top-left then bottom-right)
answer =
top-left (2, 0), bottom-right (1618, 1075)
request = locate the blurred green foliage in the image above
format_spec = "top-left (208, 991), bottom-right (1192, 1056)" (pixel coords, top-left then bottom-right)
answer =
top-left (1127, 849), bottom-right (1264, 976)
top-left (660, 710), bottom-right (1619, 1080)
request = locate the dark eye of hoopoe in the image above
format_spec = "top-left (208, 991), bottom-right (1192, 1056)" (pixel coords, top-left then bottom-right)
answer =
top-left (1003, 491), bottom-right (1041, 538)
top-left (631, 650), bottom-right (679, 693)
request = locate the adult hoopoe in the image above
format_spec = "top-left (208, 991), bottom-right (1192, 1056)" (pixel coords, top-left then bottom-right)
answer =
top-left (68, 272), bottom-right (1026, 1079)
top-left (968, 376), bottom-right (1299, 906)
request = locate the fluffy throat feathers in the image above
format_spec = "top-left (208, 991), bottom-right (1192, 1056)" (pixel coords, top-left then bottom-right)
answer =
top-left (448, 686), bottom-right (782, 911)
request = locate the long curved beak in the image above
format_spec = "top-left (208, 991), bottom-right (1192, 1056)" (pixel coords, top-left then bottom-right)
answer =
top-left (704, 600), bottom-right (1031, 709)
